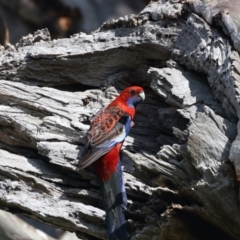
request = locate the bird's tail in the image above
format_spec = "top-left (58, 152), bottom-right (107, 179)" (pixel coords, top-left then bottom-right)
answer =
top-left (99, 160), bottom-right (127, 240)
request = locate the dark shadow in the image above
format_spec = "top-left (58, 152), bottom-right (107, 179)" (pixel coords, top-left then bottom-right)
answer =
top-left (172, 208), bottom-right (236, 240)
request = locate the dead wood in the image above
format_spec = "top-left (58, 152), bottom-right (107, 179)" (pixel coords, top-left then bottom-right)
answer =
top-left (0, 1), bottom-right (240, 239)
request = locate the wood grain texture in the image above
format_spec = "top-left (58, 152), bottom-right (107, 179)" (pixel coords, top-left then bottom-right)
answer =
top-left (0, 0), bottom-right (240, 239)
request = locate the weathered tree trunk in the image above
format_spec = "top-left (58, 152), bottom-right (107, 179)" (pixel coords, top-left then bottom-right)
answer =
top-left (0, 210), bottom-right (57, 240)
top-left (0, 0), bottom-right (240, 239)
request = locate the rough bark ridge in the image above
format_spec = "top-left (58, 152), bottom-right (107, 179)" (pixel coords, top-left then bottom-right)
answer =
top-left (0, 0), bottom-right (240, 239)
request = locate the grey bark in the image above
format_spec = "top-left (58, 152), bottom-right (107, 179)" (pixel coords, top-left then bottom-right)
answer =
top-left (0, 0), bottom-right (240, 239)
top-left (0, 210), bottom-right (57, 240)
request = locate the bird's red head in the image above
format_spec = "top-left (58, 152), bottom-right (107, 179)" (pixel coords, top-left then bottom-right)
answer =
top-left (118, 86), bottom-right (145, 105)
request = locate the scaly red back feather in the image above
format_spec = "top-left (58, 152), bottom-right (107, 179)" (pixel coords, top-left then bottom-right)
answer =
top-left (89, 106), bottom-right (124, 147)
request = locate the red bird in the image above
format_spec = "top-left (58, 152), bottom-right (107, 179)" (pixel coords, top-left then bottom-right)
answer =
top-left (78, 86), bottom-right (145, 240)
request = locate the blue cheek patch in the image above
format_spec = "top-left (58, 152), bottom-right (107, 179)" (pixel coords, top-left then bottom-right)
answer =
top-left (126, 96), bottom-right (137, 108)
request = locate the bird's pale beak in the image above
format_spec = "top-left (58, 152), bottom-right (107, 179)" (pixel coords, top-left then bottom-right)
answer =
top-left (138, 91), bottom-right (145, 101)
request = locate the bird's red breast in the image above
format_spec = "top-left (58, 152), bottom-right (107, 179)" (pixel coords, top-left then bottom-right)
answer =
top-left (93, 143), bottom-right (123, 181)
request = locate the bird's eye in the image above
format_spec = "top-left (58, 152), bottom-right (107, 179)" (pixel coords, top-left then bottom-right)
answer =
top-left (130, 89), bottom-right (136, 95)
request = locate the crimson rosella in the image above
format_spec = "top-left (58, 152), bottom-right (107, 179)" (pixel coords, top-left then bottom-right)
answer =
top-left (78, 86), bottom-right (145, 240)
